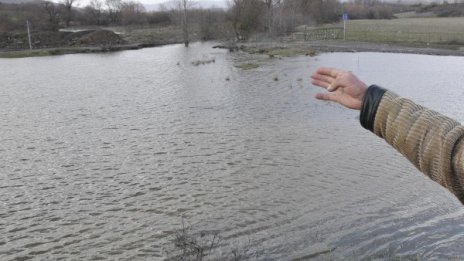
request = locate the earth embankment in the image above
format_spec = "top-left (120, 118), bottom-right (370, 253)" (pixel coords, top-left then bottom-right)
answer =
top-left (0, 29), bottom-right (126, 50)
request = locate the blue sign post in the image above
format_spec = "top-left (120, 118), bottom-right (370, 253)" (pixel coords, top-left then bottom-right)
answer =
top-left (342, 13), bottom-right (348, 40)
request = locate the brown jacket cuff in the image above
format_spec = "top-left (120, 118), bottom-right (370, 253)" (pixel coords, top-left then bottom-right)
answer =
top-left (360, 85), bottom-right (387, 131)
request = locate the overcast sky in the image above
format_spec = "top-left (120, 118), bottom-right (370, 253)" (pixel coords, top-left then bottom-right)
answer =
top-left (69, 0), bottom-right (226, 7)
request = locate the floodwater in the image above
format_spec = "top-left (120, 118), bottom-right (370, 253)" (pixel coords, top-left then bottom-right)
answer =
top-left (1, 43), bottom-right (464, 260)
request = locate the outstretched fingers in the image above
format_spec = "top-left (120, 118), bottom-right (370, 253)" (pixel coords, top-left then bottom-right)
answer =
top-left (311, 73), bottom-right (334, 84)
top-left (315, 67), bottom-right (340, 78)
top-left (311, 67), bottom-right (366, 110)
top-left (311, 79), bottom-right (330, 89)
top-left (311, 68), bottom-right (343, 92)
top-left (311, 78), bottom-right (341, 92)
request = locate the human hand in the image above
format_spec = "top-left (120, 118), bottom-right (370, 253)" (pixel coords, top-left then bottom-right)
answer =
top-left (310, 67), bottom-right (368, 110)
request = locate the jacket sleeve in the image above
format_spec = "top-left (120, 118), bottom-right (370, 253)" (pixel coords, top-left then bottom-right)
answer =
top-left (360, 85), bottom-right (464, 204)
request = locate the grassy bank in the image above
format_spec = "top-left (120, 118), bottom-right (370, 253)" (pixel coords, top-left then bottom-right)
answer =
top-left (344, 17), bottom-right (464, 46)
top-left (0, 45), bottom-right (145, 58)
top-left (108, 25), bottom-right (196, 45)
top-left (0, 24), bottom-right (200, 58)
top-left (0, 48), bottom-right (97, 58)
top-left (3, 17), bottom-right (464, 59)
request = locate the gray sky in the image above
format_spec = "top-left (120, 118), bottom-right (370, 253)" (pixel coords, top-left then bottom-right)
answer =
top-left (69, 0), bottom-right (226, 7)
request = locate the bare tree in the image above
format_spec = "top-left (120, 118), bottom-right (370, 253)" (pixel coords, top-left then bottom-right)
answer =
top-left (61, 0), bottom-right (78, 26)
top-left (262, 0), bottom-right (280, 35)
top-left (43, 1), bottom-right (60, 30)
top-left (177, 0), bottom-right (191, 47)
top-left (86, 0), bottom-right (103, 25)
top-left (230, 0), bottom-right (243, 41)
top-left (120, 0), bottom-right (146, 25)
top-left (106, 0), bottom-right (122, 24)
top-left (281, 0), bottom-right (300, 33)
top-left (229, 0), bottom-right (265, 40)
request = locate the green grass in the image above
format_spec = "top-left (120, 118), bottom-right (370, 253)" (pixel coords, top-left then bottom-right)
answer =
top-left (242, 46), bottom-right (317, 57)
top-left (0, 46), bottom-right (138, 58)
top-left (267, 48), bottom-right (299, 57)
top-left (235, 62), bottom-right (260, 70)
top-left (0, 48), bottom-right (100, 58)
top-left (344, 17), bottom-right (464, 45)
top-left (246, 47), bottom-right (299, 57)
top-left (0, 50), bottom-right (53, 58)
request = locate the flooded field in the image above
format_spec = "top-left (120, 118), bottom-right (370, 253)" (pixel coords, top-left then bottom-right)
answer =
top-left (1, 43), bottom-right (464, 260)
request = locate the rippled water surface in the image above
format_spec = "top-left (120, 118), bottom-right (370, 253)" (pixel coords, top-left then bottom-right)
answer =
top-left (1, 43), bottom-right (464, 260)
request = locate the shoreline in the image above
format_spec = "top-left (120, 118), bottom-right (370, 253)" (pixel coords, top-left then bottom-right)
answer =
top-left (2, 39), bottom-right (464, 59)
top-left (0, 42), bottom-right (179, 58)
top-left (311, 41), bottom-right (464, 56)
top-left (240, 40), bottom-right (464, 57)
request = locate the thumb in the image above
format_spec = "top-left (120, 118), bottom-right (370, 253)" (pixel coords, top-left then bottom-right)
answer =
top-left (315, 92), bottom-right (337, 102)
top-left (327, 81), bottom-right (341, 92)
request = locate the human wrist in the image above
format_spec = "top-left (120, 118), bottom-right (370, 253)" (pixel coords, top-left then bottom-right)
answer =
top-left (360, 85), bottom-right (387, 131)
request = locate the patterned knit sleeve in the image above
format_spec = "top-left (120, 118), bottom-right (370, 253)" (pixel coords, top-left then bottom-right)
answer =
top-left (360, 85), bottom-right (464, 204)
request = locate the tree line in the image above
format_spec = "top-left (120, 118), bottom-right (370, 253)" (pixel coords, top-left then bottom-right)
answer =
top-left (0, 0), bottom-right (427, 41)
top-left (0, 0), bottom-right (156, 31)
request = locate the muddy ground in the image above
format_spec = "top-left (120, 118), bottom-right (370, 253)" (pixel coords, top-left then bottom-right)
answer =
top-left (0, 29), bottom-right (127, 50)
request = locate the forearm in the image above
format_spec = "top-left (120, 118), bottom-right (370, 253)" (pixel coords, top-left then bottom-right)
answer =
top-left (360, 86), bottom-right (464, 204)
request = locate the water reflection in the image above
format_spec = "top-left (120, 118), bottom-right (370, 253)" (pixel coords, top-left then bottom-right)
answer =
top-left (0, 43), bottom-right (464, 260)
